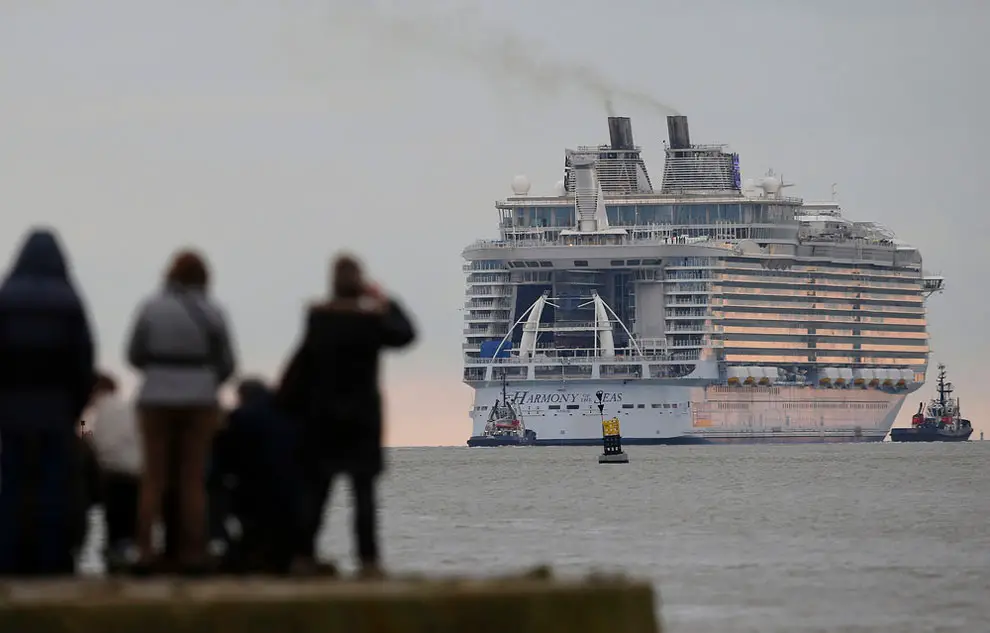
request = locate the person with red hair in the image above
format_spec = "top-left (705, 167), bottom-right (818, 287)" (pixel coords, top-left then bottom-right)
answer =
top-left (125, 249), bottom-right (237, 575)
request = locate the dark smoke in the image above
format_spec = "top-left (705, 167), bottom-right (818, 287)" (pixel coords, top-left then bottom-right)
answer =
top-left (280, 2), bottom-right (680, 117)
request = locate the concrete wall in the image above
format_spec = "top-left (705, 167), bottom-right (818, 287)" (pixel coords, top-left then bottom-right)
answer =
top-left (0, 574), bottom-right (661, 633)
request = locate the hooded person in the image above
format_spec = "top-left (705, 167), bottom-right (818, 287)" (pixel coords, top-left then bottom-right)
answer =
top-left (0, 228), bottom-right (96, 576)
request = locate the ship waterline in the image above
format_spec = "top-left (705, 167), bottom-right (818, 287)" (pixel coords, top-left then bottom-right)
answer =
top-left (469, 382), bottom-right (912, 445)
top-left (462, 114), bottom-right (941, 445)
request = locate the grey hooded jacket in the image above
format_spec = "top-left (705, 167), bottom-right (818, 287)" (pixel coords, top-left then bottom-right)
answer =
top-left (126, 283), bottom-right (237, 407)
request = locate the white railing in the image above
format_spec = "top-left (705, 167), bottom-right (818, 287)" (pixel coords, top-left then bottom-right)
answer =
top-left (465, 234), bottom-right (741, 251)
top-left (465, 349), bottom-right (703, 365)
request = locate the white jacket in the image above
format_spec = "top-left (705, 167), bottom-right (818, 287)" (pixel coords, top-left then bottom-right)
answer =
top-left (89, 395), bottom-right (143, 476)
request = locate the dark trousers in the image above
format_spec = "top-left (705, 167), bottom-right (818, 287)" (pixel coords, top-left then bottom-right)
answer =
top-left (161, 438), bottom-right (222, 565)
top-left (136, 406), bottom-right (217, 568)
top-left (0, 429), bottom-right (76, 576)
top-left (298, 466), bottom-right (378, 565)
top-left (102, 471), bottom-right (138, 548)
top-left (162, 449), bottom-right (181, 565)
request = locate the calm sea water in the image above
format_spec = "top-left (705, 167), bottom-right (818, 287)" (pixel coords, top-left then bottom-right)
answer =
top-left (82, 442), bottom-right (990, 633)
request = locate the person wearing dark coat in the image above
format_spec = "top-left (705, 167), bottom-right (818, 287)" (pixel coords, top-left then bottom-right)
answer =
top-left (277, 254), bottom-right (415, 578)
top-left (0, 228), bottom-right (96, 576)
top-left (210, 379), bottom-right (300, 574)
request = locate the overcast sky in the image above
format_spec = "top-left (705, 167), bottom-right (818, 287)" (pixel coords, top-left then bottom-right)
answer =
top-left (2, 0), bottom-right (987, 444)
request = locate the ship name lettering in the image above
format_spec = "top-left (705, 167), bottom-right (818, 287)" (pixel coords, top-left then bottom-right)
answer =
top-left (510, 391), bottom-right (622, 405)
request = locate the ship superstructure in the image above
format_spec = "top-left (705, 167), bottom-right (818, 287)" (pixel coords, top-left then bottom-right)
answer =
top-left (462, 115), bottom-right (943, 444)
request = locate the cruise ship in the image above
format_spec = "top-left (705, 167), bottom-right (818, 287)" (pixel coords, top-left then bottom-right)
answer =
top-left (462, 115), bottom-right (943, 445)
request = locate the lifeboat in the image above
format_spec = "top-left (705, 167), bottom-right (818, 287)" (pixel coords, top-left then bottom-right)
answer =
top-left (727, 367), bottom-right (746, 386)
top-left (743, 367), bottom-right (756, 385)
top-left (868, 370), bottom-right (881, 388)
top-left (852, 369), bottom-right (868, 388)
top-left (758, 367), bottom-right (772, 385)
top-left (881, 369), bottom-right (894, 387)
top-left (818, 368), bottom-right (839, 387)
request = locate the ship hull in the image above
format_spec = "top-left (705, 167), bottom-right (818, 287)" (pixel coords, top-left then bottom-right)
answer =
top-left (888, 427), bottom-right (972, 442)
top-left (466, 436), bottom-right (538, 447)
top-left (467, 381), bottom-right (914, 445)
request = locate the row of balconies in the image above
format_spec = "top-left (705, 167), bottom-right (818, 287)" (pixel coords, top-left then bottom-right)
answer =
top-left (467, 286), bottom-right (513, 297)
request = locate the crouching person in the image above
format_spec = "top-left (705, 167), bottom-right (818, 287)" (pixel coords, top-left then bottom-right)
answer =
top-left (211, 378), bottom-right (300, 574)
top-left (88, 372), bottom-right (142, 572)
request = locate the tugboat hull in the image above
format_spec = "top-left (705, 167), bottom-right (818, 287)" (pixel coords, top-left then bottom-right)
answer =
top-left (467, 434), bottom-right (537, 447)
top-left (889, 427), bottom-right (973, 442)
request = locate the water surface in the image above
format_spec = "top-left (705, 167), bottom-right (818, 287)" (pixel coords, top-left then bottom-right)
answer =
top-left (83, 442), bottom-right (990, 632)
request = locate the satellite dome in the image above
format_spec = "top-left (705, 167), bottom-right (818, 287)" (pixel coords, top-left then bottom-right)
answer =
top-left (553, 179), bottom-right (566, 196)
top-left (511, 174), bottom-right (531, 196)
top-left (759, 177), bottom-right (782, 194)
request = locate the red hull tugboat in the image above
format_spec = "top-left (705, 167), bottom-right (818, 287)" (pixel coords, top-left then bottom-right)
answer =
top-left (889, 364), bottom-right (972, 442)
top-left (467, 373), bottom-right (537, 447)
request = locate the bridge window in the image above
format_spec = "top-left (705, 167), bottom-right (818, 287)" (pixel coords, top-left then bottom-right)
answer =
top-left (574, 260), bottom-right (588, 267)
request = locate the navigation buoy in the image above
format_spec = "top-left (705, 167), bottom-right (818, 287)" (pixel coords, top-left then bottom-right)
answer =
top-left (596, 390), bottom-right (629, 464)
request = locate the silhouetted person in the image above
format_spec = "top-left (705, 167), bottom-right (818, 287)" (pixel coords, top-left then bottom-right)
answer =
top-left (126, 249), bottom-right (237, 575)
top-left (205, 409), bottom-right (233, 565)
top-left (211, 379), bottom-right (300, 574)
top-left (278, 254), bottom-right (415, 578)
top-left (0, 228), bottom-right (95, 576)
top-left (88, 372), bottom-right (142, 571)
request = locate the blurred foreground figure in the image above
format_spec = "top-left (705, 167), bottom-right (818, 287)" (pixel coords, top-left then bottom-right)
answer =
top-left (211, 378), bottom-right (300, 574)
top-left (0, 228), bottom-right (95, 576)
top-left (126, 249), bottom-right (237, 575)
top-left (278, 254), bottom-right (415, 578)
top-left (88, 372), bottom-right (142, 571)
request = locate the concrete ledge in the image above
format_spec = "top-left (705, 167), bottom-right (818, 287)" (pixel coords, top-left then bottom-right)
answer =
top-left (0, 570), bottom-right (660, 633)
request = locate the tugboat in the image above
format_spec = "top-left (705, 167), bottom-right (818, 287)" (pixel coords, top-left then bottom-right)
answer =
top-left (466, 373), bottom-right (537, 447)
top-left (889, 364), bottom-right (973, 442)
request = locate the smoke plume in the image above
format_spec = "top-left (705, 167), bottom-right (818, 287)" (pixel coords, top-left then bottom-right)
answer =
top-left (284, 2), bottom-right (679, 117)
